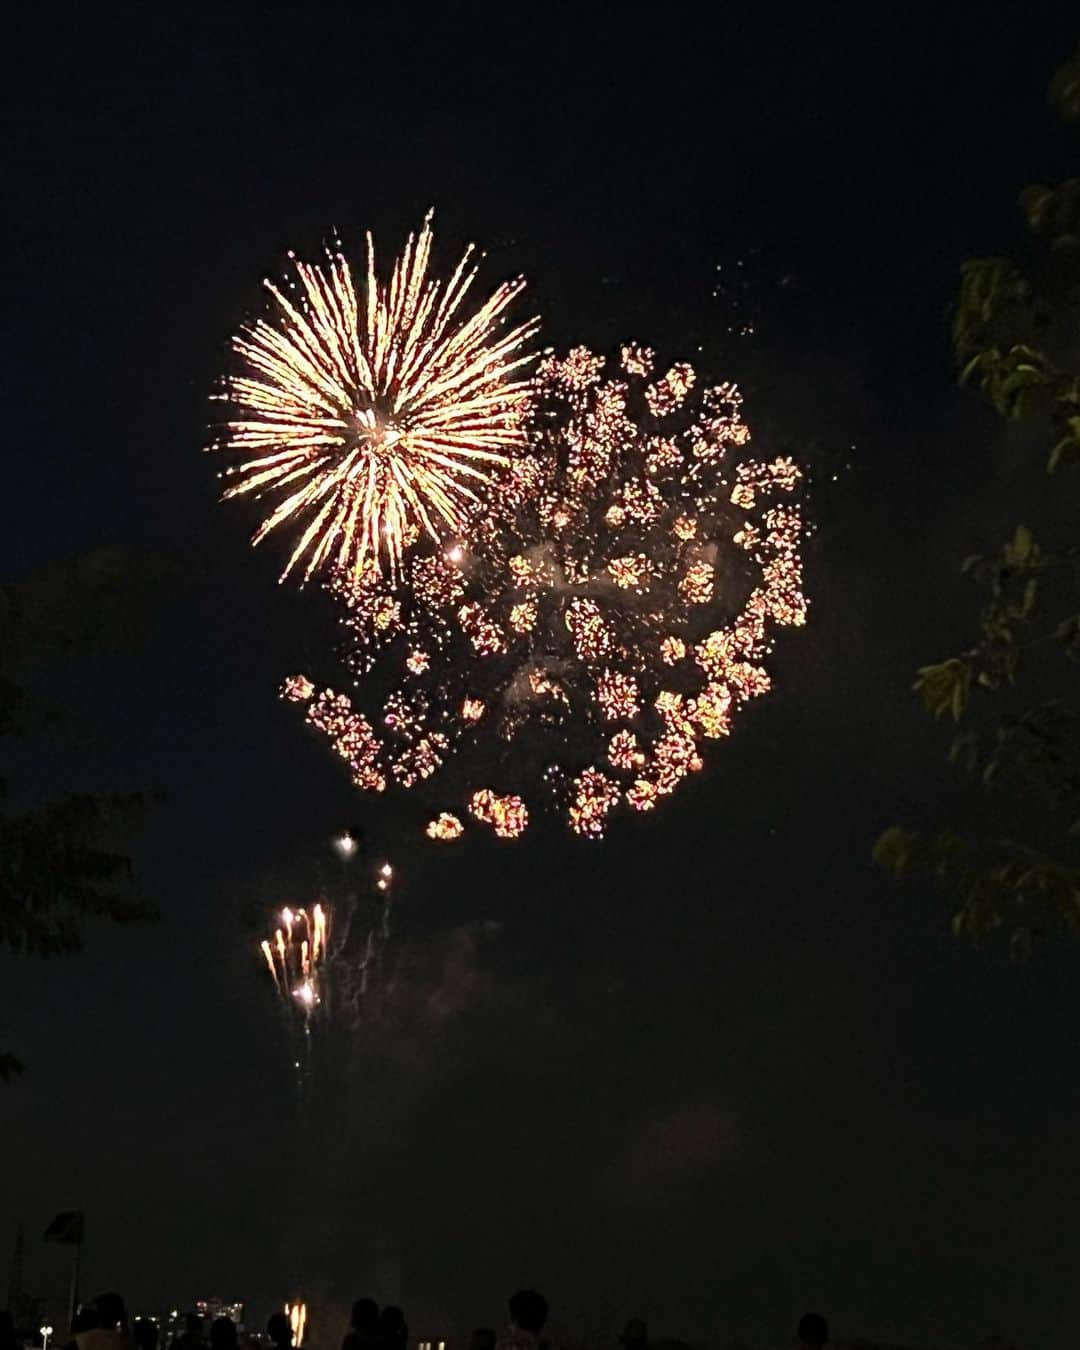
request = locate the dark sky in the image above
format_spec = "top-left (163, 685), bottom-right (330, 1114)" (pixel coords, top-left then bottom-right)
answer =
top-left (4, 7), bottom-right (1079, 1348)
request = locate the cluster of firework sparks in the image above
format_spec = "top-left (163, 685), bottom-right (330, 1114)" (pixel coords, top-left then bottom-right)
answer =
top-left (215, 214), bottom-right (809, 843)
top-left (260, 903), bottom-right (328, 1020)
top-left (257, 848), bottom-right (395, 1082)
top-left (217, 213), bottom-right (538, 581)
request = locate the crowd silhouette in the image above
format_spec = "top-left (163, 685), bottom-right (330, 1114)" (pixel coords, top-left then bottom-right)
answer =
top-left (22, 1285), bottom-right (831, 1350)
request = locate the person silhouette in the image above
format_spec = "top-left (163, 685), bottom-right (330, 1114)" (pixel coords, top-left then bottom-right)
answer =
top-left (342, 1302), bottom-right (379, 1350)
top-left (496, 1291), bottom-right (548, 1350)
top-left (77, 1294), bottom-right (129, 1350)
top-left (376, 1307), bottom-right (406, 1350)
top-left (266, 1315), bottom-right (292, 1350)
top-left (796, 1314), bottom-right (828, 1350)
top-left (132, 1322), bottom-right (158, 1350)
top-left (620, 1320), bottom-right (648, 1350)
top-left (172, 1316), bottom-right (203, 1350)
top-left (209, 1322), bottom-right (236, 1350)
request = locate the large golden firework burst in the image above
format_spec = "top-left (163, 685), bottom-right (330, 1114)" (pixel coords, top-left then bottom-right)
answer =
top-left (215, 214), bottom-right (540, 580)
top-left (280, 343), bottom-right (809, 842)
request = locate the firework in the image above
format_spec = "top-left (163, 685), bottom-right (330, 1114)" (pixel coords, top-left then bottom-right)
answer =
top-left (280, 341), bottom-right (808, 839)
top-left (258, 858), bottom-right (399, 1072)
top-left (426, 811), bottom-right (465, 841)
top-left (215, 214), bottom-right (540, 580)
top-left (470, 789), bottom-right (529, 838)
top-left (261, 904), bottom-right (329, 1023)
top-left (285, 1304), bottom-right (306, 1348)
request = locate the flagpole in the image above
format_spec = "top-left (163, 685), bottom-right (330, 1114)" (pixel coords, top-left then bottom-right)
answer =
top-left (67, 1236), bottom-right (81, 1331)
top-left (43, 1211), bottom-right (86, 1331)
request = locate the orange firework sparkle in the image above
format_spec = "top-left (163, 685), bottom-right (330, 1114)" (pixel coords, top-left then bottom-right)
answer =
top-left (215, 215), bottom-right (539, 580)
top-left (278, 340), bottom-right (809, 841)
top-left (426, 811), bottom-right (465, 841)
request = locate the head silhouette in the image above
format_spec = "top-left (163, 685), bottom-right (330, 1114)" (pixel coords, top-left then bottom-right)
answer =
top-left (266, 1314), bottom-right (292, 1350)
top-left (620, 1322), bottom-right (647, 1350)
top-left (507, 1292), bottom-right (548, 1337)
top-left (209, 1322), bottom-right (236, 1350)
top-left (351, 1302), bottom-right (379, 1332)
top-left (95, 1295), bottom-right (128, 1332)
top-left (133, 1321), bottom-right (158, 1350)
top-left (797, 1315), bottom-right (828, 1350)
top-left (378, 1308), bottom-right (406, 1349)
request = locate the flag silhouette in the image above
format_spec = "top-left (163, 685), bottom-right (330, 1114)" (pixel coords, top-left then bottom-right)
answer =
top-left (43, 1212), bottom-right (84, 1245)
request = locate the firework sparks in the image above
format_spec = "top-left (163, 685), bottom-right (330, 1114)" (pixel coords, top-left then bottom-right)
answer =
top-left (256, 856), bottom-right (400, 1085)
top-left (569, 767), bottom-right (622, 838)
top-left (426, 811), bottom-right (464, 841)
top-left (278, 337), bottom-right (807, 839)
top-left (470, 789), bottom-right (529, 838)
top-left (262, 905), bottom-right (327, 1021)
top-left (312, 902), bottom-right (327, 963)
top-left (260, 939), bottom-right (280, 991)
top-left (210, 211), bottom-right (814, 844)
top-left (285, 1305), bottom-right (306, 1348)
top-left (216, 215), bottom-right (540, 580)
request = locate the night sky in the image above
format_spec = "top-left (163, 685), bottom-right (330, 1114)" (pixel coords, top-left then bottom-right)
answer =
top-left (4, 9), bottom-right (1080, 1348)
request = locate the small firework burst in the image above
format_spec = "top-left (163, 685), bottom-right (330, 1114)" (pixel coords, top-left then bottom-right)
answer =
top-left (470, 789), bottom-right (529, 838)
top-left (426, 811), bottom-right (465, 841)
